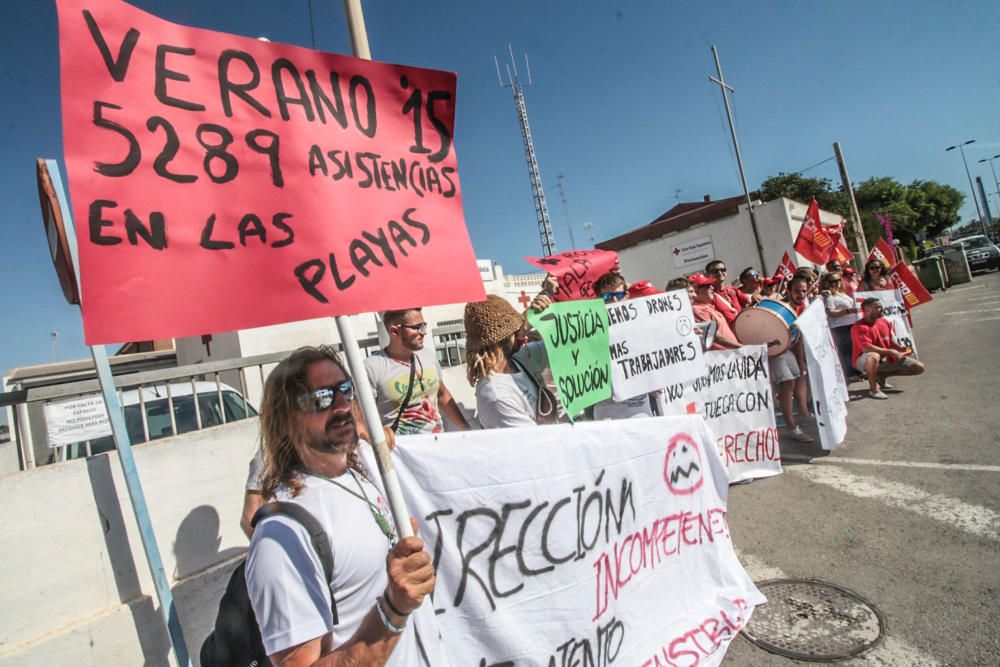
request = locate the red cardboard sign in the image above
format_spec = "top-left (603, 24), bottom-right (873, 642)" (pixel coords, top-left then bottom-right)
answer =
top-left (525, 249), bottom-right (618, 301)
top-left (57, 0), bottom-right (483, 344)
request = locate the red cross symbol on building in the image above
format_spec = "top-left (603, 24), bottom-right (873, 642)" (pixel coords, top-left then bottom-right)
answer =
top-left (518, 290), bottom-right (531, 308)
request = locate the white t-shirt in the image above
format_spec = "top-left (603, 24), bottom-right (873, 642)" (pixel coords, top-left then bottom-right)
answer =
top-left (824, 292), bottom-right (857, 328)
top-left (475, 371), bottom-right (540, 429)
top-left (246, 447), bottom-right (264, 492)
top-left (245, 469), bottom-right (422, 663)
top-left (593, 394), bottom-right (654, 420)
top-left (365, 348), bottom-right (444, 435)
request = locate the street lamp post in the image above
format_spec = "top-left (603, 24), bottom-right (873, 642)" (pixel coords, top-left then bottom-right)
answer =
top-left (946, 139), bottom-right (985, 234)
top-left (978, 155), bottom-right (1000, 212)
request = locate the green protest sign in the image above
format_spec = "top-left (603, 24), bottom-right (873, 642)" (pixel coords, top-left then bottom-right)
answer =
top-left (528, 300), bottom-right (612, 419)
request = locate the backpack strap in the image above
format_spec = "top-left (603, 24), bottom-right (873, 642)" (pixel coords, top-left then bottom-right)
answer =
top-left (390, 355), bottom-right (418, 432)
top-left (252, 501), bottom-right (338, 625)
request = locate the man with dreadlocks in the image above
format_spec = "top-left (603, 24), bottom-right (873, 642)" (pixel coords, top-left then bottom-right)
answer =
top-left (245, 346), bottom-right (435, 666)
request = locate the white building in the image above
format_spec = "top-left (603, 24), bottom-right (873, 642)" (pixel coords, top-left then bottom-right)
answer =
top-left (596, 195), bottom-right (845, 288)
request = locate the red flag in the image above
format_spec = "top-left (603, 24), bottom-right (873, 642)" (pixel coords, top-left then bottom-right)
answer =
top-left (793, 199), bottom-right (833, 264)
top-left (827, 223), bottom-right (853, 264)
top-left (889, 262), bottom-right (932, 309)
top-left (773, 251), bottom-right (797, 281)
top-left (867, 238), bottom-right (896, 268)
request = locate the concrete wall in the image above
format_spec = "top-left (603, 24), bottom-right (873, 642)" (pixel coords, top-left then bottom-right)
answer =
top-left (0, 419), bottom-right (258, 666)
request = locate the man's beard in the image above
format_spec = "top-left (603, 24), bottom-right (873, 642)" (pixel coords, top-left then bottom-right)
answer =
top-left (307, 410), bottom-right (358, 454)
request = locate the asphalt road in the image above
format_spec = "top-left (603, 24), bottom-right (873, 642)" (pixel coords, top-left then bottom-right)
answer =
top-left (722, 270), bottom-right (1000, 666)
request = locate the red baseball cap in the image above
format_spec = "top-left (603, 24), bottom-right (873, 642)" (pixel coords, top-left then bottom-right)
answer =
top-left (627, 280), bottom-right (662, 298)
top-left (764, 276), bottom-right (782, 285)
top-left (842, 267), bottom-right (856, 276)
top-left (688, 273), bottom-right (716, 287)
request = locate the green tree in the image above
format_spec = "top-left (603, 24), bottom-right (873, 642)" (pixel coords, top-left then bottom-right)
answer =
top-left (757, 172), bottom-right (848, 215)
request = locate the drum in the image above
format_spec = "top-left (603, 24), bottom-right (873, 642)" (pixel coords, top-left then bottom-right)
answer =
top-left (733, 299), bottom-right (800, 356)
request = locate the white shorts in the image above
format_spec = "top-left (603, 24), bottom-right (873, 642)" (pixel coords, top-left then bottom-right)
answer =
top-left (769, 349), bottom-right (802, 383)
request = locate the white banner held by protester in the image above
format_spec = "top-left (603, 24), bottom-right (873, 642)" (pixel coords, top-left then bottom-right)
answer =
top-left (392, 418), bottom-right (765, 666)
top-left (660, 345), bottom-right (782, 483)
top-left (43, 395), bottom-right (111, 447)
top-left (607, 290), bottom-right (707, 400)
top-left (797, 300), bottom-right (849, 450)
top-left (854, 290), bottom-right (916, 354)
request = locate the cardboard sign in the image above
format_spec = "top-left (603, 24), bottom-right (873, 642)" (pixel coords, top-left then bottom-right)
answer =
top-left (659, 345), bottom-right (782, 483)
top-left (525, 249), bottom-right (618, 301)
top-left (528, 300), bottom-right (612, 418)
top-left (797, 301), bottom-right (848, 451)
top-left (392, 418), bottom-right (766, 666)
top-left (854, 289), bottom-right (917, 353)
top-left (889, 262), bottom-right (932, 308)
top-left (57, 0), bottom-right (484, 344)
top-left (44, 395), bottom-right (112, 447)
top-left (606, 290), bottom-right (707, 401)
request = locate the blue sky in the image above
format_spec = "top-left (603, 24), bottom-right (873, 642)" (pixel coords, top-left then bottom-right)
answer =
top-left (1, 0), bottom-right (997, 373)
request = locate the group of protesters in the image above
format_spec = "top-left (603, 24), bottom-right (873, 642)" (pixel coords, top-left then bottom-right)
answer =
top-left (220, 250), bottom-right (926, 667)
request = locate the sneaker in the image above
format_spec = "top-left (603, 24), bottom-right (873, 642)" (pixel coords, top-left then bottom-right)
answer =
top-left (881, 380), bottom-right (894, 390)
top-left (789, 426), bottom-right (814, 442)
top-left (882, 385), bottom-right (904, 394)
top-left (869, 390), bottom-right (889, 400)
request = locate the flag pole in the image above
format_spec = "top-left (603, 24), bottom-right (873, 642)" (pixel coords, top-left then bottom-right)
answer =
top-left (337, 0), bottom-right (414, 540)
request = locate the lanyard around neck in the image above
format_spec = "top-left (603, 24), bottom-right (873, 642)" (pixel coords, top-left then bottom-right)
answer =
top-left (312, 469), bottom-right (396, 544)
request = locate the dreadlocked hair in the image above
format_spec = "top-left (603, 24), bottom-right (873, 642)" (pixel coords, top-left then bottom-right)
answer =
top-left (259, 345), bottom-right (368, 498)
top-left (466, 337), bottom-right (515, 386)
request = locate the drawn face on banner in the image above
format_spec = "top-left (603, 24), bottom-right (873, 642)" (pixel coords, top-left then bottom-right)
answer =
top-left (663, 433), bottom-right (704, 496)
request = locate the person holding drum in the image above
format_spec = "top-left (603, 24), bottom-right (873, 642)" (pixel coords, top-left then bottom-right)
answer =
top-left (738, 267), bottom-right (764, 305)
top-left (689, 274), bottom-right (742, 350)
top-left (770, 276), bottom-right (814, 442)
top-left (705, 260), bottom-right (749, 327)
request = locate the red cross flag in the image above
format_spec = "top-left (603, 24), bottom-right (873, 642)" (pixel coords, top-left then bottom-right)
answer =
top-left (793, 199), bottom-right (833, 265)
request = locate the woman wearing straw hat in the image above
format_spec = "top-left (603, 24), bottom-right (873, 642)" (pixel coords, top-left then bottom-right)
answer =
top-left (464, 291), bottom-right (562, 429)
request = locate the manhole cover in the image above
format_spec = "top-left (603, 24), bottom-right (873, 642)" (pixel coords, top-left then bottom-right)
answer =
top-left (741, 579), bottom-right (885, 661)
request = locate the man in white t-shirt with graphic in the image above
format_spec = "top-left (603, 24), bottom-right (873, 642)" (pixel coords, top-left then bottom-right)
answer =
top-left (365, 308), bottom-right (470, 435)
top-left (245, 345), bottom-right (436, 665)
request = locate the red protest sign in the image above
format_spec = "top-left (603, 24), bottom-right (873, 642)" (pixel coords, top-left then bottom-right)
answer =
top-left (867, 238), bottom-right (896, 268)
top-left (57, 0), bottom-right (483, 344)
top-left (889, 262), bottom-right (932, 309)
top-left (793, 199), bottom-right (833, 265)
top-left (525, 249), bottom-right (618, 301)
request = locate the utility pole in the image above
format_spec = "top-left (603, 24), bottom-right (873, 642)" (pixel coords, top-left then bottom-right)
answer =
top-left (833, 142), bottom-right (870, 258)
top-left (977, 176), bottom-right (994, 235)
top-left (708, 45), bottom-right (766, 272)
top-left (497, 47), bottom-right (557, 256)
top-left (556, 174), bottom-right (578, 249)
top-left (946, 140), bottom-right (983, 229)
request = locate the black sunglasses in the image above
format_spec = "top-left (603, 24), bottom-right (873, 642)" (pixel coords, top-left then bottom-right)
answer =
top-left (297, 380), bottom-right (356, 413)
top-left (708, 267), bottom-right (727, 274)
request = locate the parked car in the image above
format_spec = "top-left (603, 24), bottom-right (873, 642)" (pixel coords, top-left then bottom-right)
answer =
top-left (62, 381), bottom-right (257, 460)
top-left (949, 235), bottom-right (1000, 272)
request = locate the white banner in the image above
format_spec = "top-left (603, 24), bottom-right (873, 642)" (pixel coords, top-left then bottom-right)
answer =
top-left (393, 418), bottom-right (765, 666)
top-left (43, 395), bottom-right (111, 447)
top-left (672, 235), bottom-right (715, 269)
top-left (660, 345), bottom-right (782, 483)
top-left (796, 301), bottom-right (848, 450)
top-left (607, 290), bottom-right (707, 401)
top-left (853, 290), bottom-right (916, 354)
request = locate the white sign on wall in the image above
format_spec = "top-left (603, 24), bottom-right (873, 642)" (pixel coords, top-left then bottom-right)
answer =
top-left (607, 290), bottom-right (707, 400)
top-left (43, 395), bottom-right (111, 447)
top-left (672, 235), bottom-right (716, 269)
top-left (393, 418), bottom-right (765, 667)
top-left (660, 345), bottom-right (782, 483)
top-left (797, 301), bottom-right (849, 451)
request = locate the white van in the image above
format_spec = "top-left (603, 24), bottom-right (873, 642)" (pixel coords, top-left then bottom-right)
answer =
top-left (61, 381), bottom-right (257, 460)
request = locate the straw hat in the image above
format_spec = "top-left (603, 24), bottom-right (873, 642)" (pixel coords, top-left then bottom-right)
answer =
top-left (464, 295), bottom-right (524, 352)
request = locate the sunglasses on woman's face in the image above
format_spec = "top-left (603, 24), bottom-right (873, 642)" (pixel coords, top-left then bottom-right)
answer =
top-left (297, 380), bottom-right (356, 413)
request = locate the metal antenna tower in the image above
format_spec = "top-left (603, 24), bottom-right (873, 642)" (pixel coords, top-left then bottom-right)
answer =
top-left (556, 174), bottom-right (578, 248)
top-left (496, 46), bottom-right (557, 256)
top-left (674, 188), bottom-right (683, 204)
